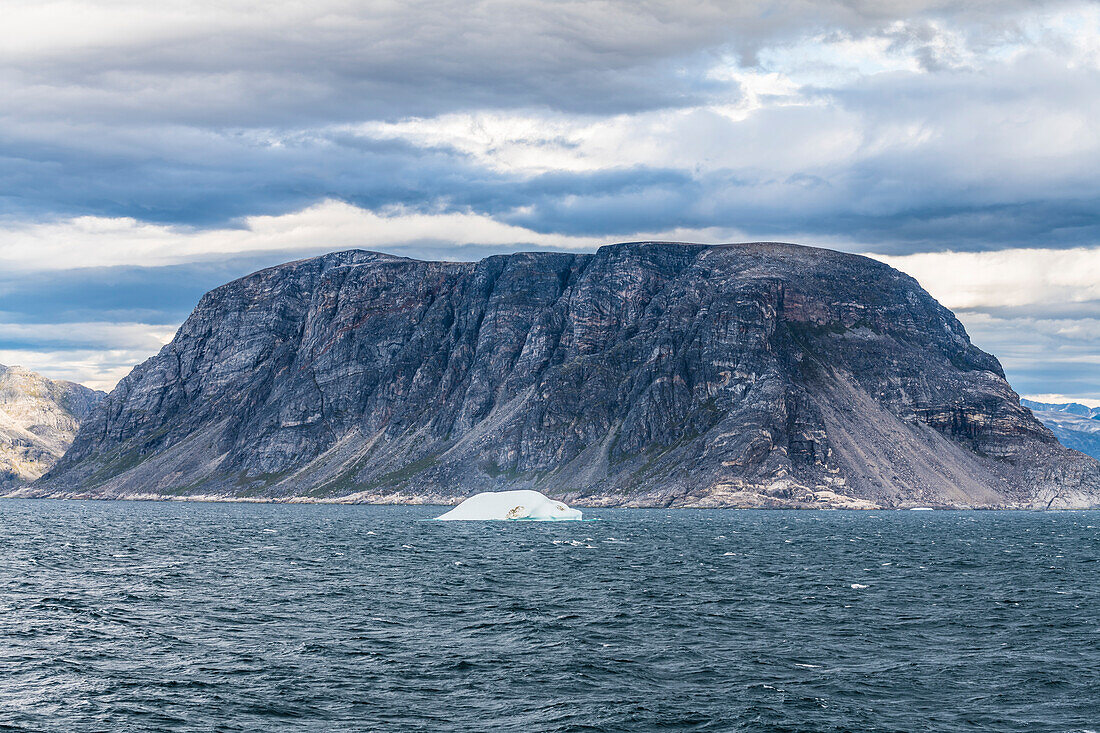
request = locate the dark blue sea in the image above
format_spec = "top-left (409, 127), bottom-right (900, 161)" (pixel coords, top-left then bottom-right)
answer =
top-left (1, 501), bottom-right (1097, 732)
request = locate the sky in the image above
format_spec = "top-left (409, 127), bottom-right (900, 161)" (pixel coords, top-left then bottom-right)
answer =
top-left (2, 0), bottom-right (1100, 405)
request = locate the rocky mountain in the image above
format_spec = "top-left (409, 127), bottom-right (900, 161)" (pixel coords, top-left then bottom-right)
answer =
top-left (29, 242), bottom-right (1100, 508)
top-left (0, 364), bottom-right (104, 488)
top-left (1021, 399), bottom-right (1100, 419)
top-left (1021, 399), bottom-right (1100, 461)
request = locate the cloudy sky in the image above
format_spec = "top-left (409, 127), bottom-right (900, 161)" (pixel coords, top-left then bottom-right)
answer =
top-left (2, 0), bottom-right (1099, 404)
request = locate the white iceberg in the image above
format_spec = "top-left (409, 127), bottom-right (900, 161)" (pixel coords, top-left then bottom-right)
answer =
top-left (435, 490), bottom-right (582, 521)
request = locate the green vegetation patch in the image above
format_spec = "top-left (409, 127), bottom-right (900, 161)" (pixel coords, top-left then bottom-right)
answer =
top-left (85, 425), bottom-right (173, 486)
top-left (314, 451), bottom-right (441, 497)
top-left (481, 460), bottom-right (524, 480)
top-left (367, 453), bottom-right (440, 487)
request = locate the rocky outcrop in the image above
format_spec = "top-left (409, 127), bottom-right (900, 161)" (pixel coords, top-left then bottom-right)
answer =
top-left (30, 242), bottom-right (1100, 508)
top-left (0, 364), bottom-right (104, 487)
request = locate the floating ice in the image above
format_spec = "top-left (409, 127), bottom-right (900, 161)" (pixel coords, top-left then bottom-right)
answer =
top-left (435, 490), bottom-right (582, 521)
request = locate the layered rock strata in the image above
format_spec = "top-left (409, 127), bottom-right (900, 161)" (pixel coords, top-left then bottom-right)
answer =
top-left (31, 243), bottom-right (1100, 508)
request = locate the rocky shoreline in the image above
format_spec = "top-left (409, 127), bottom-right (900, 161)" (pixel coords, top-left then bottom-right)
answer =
top-left (3, 486), bottom-right (1083, 510)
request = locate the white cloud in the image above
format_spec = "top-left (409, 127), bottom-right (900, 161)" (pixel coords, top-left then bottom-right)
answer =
top-left (1023, 394), bottom-right (1100, 408)
top-left (0, 322), bottom-right (176, 390)
top-left (0, 201), bottom-right (593, 272)
top-left (0, 348), bottom-right (156, 391)
top-left (0, 0), bottom-right (875, 123)
top-left (3, 1), bottom-right (1100, 255)
top-left (874, 246), bottom-right (1100, 309)
top-left (0, 199), bottom-right (755, 272)
top-left (866, 246), bottom-right (1100, 402)
top-left (349, 100), bottom-right (869, 177)
top-left (331, 9), bottom-right (1100, 232)
top-left (0, 322), bottom-right (177, 350)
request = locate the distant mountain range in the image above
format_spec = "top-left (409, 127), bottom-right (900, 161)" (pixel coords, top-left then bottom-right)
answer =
top-left (24, 242), bottom-right (1100, 509)
top-left (1021, 399), bottom-right (1100, 461)
top-left (1021, 399), bottom-right (1100, 419)
top-left (0, 364), bottom-right (104, 487)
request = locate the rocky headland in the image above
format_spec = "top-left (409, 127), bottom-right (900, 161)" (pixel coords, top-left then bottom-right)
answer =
top-left (22, 242), bottom-right (1100, 508)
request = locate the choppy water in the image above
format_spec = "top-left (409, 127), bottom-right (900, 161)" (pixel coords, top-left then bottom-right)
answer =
top-left (1, 501), bottom-right (1098, 732)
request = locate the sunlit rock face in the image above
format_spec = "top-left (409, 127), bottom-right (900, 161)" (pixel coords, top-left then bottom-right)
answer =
top-left (436, 490), bottom-right (582, 521)
top-left (36, 242), bottom-right (1100, 508)
top-left (0, 364), bottom-right (104, 488)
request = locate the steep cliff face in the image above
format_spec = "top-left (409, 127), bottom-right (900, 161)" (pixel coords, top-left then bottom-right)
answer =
top-left (32, 243), bottom-right (1100, 508)
top-left (0, 364), bottom-right (104, 487)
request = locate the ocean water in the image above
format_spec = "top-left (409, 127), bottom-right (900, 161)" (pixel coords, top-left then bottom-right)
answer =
top-left (1, 501), bottom-right (1097, 732)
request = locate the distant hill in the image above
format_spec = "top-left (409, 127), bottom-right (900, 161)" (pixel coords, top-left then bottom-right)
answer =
top-left (0, 364), bottom-right (105, 487)
top-left (1022, 399), bottom-right (1100, 461)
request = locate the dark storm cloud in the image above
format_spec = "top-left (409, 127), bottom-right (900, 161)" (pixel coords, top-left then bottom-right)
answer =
top-left (4, 7), bottom-right (1097, 250)
top-left (1, 0), bottom-right (1095, 249)
top-left (0, 260), bottom-right (273, 325)
top-left (0, 127), bottom-right (493, 225)
top-left (0, 122), bottom-right (699, 228)
top-left (4, 1), bottom-right (1049, 125)
top-left (4, 128), bottom-right (1099, 255)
